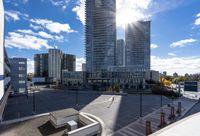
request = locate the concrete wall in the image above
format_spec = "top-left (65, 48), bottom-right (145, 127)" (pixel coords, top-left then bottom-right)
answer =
top-left (67, 113), bottom-right (100, 136)
top-left (0, 0), bottom-right (4, 100)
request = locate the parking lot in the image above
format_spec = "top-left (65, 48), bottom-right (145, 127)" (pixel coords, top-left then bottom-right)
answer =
top-left (3, 87), bottom-right (171, 134)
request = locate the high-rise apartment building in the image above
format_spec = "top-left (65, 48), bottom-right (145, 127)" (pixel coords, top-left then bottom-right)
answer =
top-left (85, 0), bottom-right (116, 73)
top-left (10, 58), bottom-right (27, 95)
top-left (116, 39), bottom-right (125, 66)
top-left (62, 54), bottom-right (76, 71)
top-left (48, 49), bottom-right (63, 81)
top-left (34, 49), bottom-right (76, 82)
top-left (125, 21), bottom-right (151, 71)
top-left (34, 53), bottom-right (48, 77)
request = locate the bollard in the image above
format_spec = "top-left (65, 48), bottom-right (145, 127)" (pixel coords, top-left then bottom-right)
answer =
top-left (160, 112), bottom-right (166, 128)
top-left (177, 102), bottom-right (181, 114)
top-left (146, 121), bottom-right (152, 136)
top-left (169, 106), bottom-right (175, 120)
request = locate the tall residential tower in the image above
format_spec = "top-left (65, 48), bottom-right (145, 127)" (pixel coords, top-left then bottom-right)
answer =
top-left (85, 0), bottom-right (116, 73)
top-left (125, 21), bottom-right (151, 71)
top-left (116, 39), bottom-right (125, 66)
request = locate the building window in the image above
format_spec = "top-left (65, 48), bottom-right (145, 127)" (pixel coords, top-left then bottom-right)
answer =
top-left (19, 67), bottom-right (25, 71)
top-left (19, 62), bottom-right (25, 64)
top-left (19, 88), bottom-right (25, 93)
top-left (19, 80), bottom-right (25, 84)
top-left (19, 74), bottom-right (25, 77)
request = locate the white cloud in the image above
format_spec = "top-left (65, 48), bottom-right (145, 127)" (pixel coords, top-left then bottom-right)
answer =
top-left (151, 56), bottom-right (200, 75)
top-left (170, 38), bottom-right (197, 48)
top-left (27, 59), bottom-right (34, 73)
top-left (38, 31), bottom-right (54, 39)
top-left (73, 0), bottom-right (186, 27)
top-left (5, 10), bottom-right (29, 22)
top-left (195, 12), bottom-right (200, 26)
top-left (197, 13), bottom-right (200, 17)
top-left (16, 29), bottom-right (64, 42)
top-left (5, 32), bottom-right (53, 50)
top-left (54, 35), bottom-right (64, 42)
top-left (72, 0), bottom-right (85, 25)
top-left (117, 0), bottom-right (152, 26)
top-left (5, 0), bottom-right (29, 6)
top-left (30, 24), bottom-right (42, 30)
top-left (76, 57), bottom-right (85, 71)
top-left (49, 0), bottom-right (71, 10)
top-left (151, 43), bottom-right (158, 49)
top-left (30, 18), bottom-right (76, 34)
top-left (168, 53), bottom-right (176, 56)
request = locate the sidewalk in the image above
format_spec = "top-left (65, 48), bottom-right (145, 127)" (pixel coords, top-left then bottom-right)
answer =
top-left (111, 96), bottom-right (197, 136)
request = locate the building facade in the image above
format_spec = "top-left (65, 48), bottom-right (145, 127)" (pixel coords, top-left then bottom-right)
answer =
top-left (34, 49), bottom-right (76, 82)
top-left (85, 0), bottom-right (116, 73)
top-left (62, 54), bottom-right (76, 72)
top-left (0, 0), bottom-right (12, 120)
top-left (10, 58), bottom-right (27, 95)
top-left (82, 63), bottom-right (86, 72)
top-left (0, 0), bottom-right (4, 100)
top-left (34, 53), bottom-right (48, 77)
top-left (125, 21), bottom-right (151, 71)
top-left (62, 71), bottom-right (87, 87)
top-left (48, 49), bottom-right (63, 82)
top-left (116, 39), bottom-right (125, 66)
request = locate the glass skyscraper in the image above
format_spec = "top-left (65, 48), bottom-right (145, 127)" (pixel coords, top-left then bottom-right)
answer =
top-left (85, 0), bottom-right (116, 73)
top-left (125, 21), bottom-right (151, 71)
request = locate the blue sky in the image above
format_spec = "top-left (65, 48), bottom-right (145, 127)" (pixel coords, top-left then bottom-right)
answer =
top-left (3, 0), bottom-right (200, 75)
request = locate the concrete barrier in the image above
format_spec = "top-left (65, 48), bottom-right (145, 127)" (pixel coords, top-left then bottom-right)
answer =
top-left (66, 113), bottom-right (100, 136)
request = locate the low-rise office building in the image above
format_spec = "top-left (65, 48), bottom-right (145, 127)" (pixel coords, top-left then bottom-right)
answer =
top-left (9, 58), bottom-right (27, 95)
top-left (87, 66), bottom-right (149, 89)
top-left (62, 71), bottom-right (87, 87)
top-left (184, 81), bottom-right (200, 92)
top-left (150, 70), bottom-right (160, 83)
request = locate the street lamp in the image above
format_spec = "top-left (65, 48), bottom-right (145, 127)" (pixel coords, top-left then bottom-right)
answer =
top-left (160, 88), bottom-right (163, 108)
top-left (32, 86), bottom-right (36, 114)
top-left (140, 91), bottom-right (143, 118)
top-left (75, 87), bottom-right (79, 107)
top-left (137, 77), bottom-right (142, 118)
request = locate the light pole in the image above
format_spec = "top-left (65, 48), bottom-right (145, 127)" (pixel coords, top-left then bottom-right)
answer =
top-left (140, 91), bottom-right (143, 118)
top-left (32, 86), bottom-right (36, 114)
top-left (161, 88), bottom-right (163, 108)
top-left (75, 88), bottom-right (78, 106)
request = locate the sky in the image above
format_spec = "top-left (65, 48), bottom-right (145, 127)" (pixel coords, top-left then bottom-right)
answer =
top-left (3, 0), bottom-right (200, 75)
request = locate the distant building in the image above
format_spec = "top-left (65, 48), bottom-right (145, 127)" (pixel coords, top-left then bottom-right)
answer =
top-left (34, 49), bottom-right (76, 82)
top-left (34, 53), bottom-right (48, 77)
top-left (150, 70), bottom-right (160, 82)
top-left (82, 63), bottom-right (86, 71)
top-left (62, 71), bottom-right (87, 87)
top-left (184, 81), bottom-right (200, 92)
top-left (125, 21), bottom-right (151, 71)
top-left (85, 0), bottom-right (116, 73)
top-left (116, 39), bottom-right (124, 66)
top-left (163, 71), bottom-right (167, 76)
top-left (173, 72), bottom-right (178, 77)
top-left (62, 54), bottom-right (76, 72)
top-left (9, 58), bottom-right (27, 95)
top-left (48, 49), bottom-right (63, 82)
